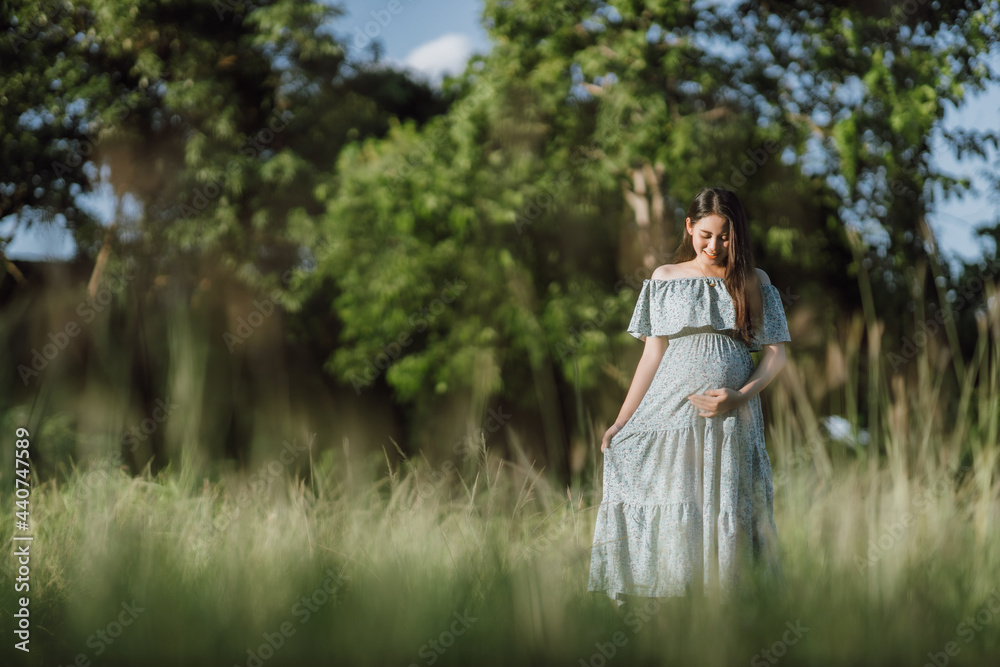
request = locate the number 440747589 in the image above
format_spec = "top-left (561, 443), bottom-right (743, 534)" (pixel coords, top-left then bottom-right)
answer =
top-left (15, 427), bottom-right (30, 524)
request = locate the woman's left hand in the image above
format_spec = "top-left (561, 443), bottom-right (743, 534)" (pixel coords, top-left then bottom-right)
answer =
top-left (687, 388), bottom-right (745, 417)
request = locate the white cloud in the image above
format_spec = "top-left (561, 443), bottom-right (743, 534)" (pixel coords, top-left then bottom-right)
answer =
top-left (398, 33), bottom-right (475, 87)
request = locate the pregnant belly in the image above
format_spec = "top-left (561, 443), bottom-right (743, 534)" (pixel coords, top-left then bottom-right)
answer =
top-left (621, 332), bottom-right (754, 433)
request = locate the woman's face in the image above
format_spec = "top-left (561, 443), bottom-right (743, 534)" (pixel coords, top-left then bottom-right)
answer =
top-left (686, 214), bottom-right (730, 267)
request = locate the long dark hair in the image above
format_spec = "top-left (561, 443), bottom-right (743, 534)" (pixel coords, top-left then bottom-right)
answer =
top-left (673, 187), bottom-right (762, 346)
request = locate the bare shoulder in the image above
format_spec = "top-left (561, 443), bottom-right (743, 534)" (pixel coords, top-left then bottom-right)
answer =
top-left (651, 263), bottom-right (688, 281)
top-left (754, 267), bottom-right (772, 286)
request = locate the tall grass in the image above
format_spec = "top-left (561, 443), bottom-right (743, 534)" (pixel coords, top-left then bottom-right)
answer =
top-left (3, 296), bottom-right (1000, 666)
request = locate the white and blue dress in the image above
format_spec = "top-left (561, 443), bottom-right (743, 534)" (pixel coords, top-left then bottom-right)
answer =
top-left (588, 275), bottom-right (791, 601)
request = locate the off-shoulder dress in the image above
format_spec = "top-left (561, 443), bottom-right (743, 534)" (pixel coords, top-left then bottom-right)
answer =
top-left (588, 275), bottom-right (791, 601)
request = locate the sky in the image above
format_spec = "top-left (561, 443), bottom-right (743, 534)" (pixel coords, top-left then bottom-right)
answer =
top-left (4, 0), bottom-right (997, 276)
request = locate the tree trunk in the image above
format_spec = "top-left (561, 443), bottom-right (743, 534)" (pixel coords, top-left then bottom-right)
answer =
top-left (621, 160), bottom-right (672, 271)
top-left (1, 246), bottom-right (27, 285)
top-left (88, 223), bottom-right (118, 298)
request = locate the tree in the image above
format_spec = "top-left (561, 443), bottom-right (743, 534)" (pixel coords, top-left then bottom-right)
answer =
top-left (1, 0), bottom-right (451, 469)
top-left (295, 0), bottom-right (999, 475)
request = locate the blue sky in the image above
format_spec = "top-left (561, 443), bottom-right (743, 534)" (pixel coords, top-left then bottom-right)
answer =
top-left (4, 0), bottom-right (997, 275)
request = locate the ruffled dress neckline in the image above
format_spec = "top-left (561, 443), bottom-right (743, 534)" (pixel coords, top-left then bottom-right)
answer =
top-left (625, 277), bottom-right (790, 352)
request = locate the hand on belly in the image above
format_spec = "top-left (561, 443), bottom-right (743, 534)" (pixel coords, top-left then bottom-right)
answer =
top-left (687, 387), bottom-right (745, 417)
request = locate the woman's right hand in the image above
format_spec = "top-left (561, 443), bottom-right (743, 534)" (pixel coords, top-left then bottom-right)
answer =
top-left (601, 423), bottom-right (623, 453)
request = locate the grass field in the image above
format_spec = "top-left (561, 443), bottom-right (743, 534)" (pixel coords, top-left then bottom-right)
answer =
top-left (3, 309), bottom-right (999, 667)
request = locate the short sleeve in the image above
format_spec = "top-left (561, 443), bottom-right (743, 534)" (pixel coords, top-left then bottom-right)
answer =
top-left (626, 281), bottom-right (653, 340)
top-left (754, 284), bottom-right (791, 346)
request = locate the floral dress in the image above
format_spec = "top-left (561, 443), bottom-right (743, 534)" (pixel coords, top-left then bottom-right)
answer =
top-left (588, 275), bottom-right (791, 601)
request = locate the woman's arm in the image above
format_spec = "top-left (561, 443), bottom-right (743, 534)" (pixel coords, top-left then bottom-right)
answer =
top-left (739, 267), bottom-right (787, 401)
top-left (615, 335), bottom-right (669, 426)
top-left (736, 342), bottom-right (786, 402)
top-left (602, 334), bottom-right (668, 452)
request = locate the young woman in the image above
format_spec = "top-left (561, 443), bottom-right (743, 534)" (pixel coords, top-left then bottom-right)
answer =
top-left (588, 187), bottom-right (790, 607)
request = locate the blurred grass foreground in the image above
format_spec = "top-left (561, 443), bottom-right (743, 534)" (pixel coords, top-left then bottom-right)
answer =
top-left (2, 304), bottom-right (1000, 667)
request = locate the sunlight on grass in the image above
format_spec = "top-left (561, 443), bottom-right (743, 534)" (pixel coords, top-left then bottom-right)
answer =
top-left (3, 308), bottom-right (1000, 666)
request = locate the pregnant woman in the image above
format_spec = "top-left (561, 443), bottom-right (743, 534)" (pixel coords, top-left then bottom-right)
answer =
top-left (588, 187), bottom-right (791, 607)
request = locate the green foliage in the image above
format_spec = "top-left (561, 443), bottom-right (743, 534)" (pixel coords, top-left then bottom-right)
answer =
top-left (293, 0), bottom-right (999, 428)
top-left (1, 0), bottom-right (449, 287)
top-left (4, 0), bottom-right (1000, 470)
